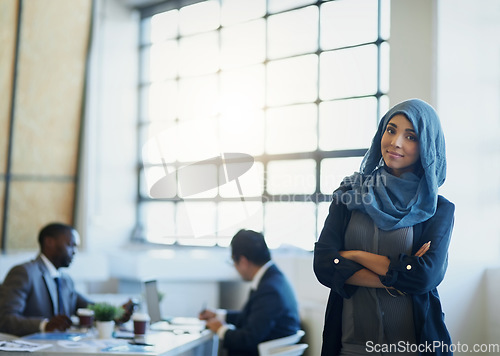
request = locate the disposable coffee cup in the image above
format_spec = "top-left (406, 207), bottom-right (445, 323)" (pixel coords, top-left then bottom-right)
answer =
top-left (77, 308), bottom-right (94, 328)
top-left (132, 313), bottom-right (150, 335)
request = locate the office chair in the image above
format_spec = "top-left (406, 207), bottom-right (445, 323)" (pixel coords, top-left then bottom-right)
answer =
top-left (258, 330), bottom-right (308, 356)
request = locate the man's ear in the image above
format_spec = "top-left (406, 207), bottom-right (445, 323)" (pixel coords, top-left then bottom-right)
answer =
top-left (238, 255), bottom-right (249, 266)
top-left (42, 235), bottom-right (56, 252)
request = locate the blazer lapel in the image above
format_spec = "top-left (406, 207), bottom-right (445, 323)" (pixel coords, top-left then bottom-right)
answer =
top-left (37, 258), bottom-right (58, 315)
top-left (42, 272), bottom-right (58, 315)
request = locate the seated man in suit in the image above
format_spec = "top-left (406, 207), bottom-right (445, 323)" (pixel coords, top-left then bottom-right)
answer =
top-left (0, 222), bottom-right (91, 336)
top-left (0, 222), bottom-right (133, 336)
top-left (199, 229), bottom-right (301, 356)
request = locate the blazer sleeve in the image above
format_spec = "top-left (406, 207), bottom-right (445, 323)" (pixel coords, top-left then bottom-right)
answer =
top-left (313, 193), bottom-right (364, 298)
top-left (380, 196), bottom-right (455, 295)
top-left (225, 310), bottom-right (241, 326)
top-left (0, 265), bottom-right (43, 336)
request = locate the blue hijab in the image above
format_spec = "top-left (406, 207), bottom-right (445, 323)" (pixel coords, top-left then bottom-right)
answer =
top-left (334, 99), bottom-right (447, 231)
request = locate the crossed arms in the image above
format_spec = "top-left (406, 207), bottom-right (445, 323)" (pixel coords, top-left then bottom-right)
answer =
top-left (339, 242), bottom-right (430, 288)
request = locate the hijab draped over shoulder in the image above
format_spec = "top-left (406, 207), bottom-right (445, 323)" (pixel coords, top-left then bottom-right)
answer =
top-left (334, 99), bottom-right (447, 231)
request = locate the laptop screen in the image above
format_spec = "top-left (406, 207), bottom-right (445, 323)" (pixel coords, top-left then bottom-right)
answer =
top-left (144, 280), bottom-right (162, 324)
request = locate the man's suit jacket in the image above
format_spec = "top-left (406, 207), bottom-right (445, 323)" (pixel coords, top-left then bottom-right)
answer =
top-left (223, 264), bottom-right (301, 356)
top-left (0, 255), bottom-right (91, 336)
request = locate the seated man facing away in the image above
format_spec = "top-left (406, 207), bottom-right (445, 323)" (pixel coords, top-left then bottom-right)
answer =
top-left (199, 229), bottom-right (301, 356)
top-left (0, 222), bottom-right (132, 336)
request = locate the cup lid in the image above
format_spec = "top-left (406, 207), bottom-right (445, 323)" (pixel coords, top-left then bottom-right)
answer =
top-left (77, 308), bottom-right (94, 316)
top-left (132, 312), bottom-right (151, 321)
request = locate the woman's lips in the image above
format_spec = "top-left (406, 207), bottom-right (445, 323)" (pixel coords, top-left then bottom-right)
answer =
top-left (387, 151), bottom-right (403, 158)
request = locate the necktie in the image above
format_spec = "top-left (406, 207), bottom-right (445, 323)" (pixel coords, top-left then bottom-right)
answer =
top-left (54, 277), bottom-right (64, 315)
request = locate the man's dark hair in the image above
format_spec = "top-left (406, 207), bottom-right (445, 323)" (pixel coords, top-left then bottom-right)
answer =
top-left (38, 222), bottom-right (73, 248)
top-left (231, 229), bottom-right (271, 266)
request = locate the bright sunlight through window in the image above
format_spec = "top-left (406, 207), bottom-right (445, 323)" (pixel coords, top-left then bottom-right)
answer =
top-left (137, 0), bottom-right (390, 250)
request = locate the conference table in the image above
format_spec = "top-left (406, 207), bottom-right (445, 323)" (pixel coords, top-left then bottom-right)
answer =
top-left (0, 327), bottom-right (218, 356)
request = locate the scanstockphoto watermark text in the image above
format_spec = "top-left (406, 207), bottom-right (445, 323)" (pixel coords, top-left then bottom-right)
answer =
top-left (366, 341), bottom-right (500, 354)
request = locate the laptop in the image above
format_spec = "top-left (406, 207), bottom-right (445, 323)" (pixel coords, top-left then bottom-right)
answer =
top-left (144, 280), bottom-right (205, 332)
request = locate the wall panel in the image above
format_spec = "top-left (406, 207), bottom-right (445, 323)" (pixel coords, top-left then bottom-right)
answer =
top-left (6, 181), bottom-right (75, 250)
top-left (0, 0), bottom-right (17, 176)
top-left (0, 0), bottom-right (19, 249)
top-left (1, 0), bottom-right (92, 251)
top-left (11, 0), bottom-right (91, 176)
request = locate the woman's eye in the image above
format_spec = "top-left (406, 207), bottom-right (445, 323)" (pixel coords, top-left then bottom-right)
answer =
top-left (407, 135), bottom-right (418, 141)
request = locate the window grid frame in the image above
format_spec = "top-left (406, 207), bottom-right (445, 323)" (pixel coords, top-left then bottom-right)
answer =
top-left (136, 0), bottom-right (388, 247)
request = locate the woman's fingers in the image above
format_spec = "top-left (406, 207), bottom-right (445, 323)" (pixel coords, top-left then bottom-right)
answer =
top-left (415, 241), bottom-right (431, 257)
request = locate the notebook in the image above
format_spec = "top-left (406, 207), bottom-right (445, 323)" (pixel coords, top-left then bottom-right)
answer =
top-left (144, 280), bottom-right (205, 333)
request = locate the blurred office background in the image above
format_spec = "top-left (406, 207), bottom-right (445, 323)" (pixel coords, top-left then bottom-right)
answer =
top-left (1, 0), bottom-right (500, 354)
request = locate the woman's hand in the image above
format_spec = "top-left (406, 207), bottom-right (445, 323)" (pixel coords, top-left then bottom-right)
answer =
top-left (339, 250), bottom-right (356, 260)
top-left (345, 268), bottom-right (385, 288)
top-left (339, 250), bottom-right (390, 276)
top-left (340, 241), bottom-right (431, 276)
top-left (342, 241), bottom-right (432, 290)
top-left (415, 241), bottom-right (431, 257)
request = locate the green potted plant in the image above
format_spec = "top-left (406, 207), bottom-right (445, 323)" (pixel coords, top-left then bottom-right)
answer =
top-left (89, 302), bottom-right (123, 339)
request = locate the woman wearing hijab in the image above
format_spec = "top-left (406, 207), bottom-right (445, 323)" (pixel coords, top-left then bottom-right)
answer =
top-left (314, 99), bottom-right (454, 356)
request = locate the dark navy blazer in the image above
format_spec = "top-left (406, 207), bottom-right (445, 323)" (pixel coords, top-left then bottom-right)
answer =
top-left (223, 263), bottom-right (301, 356)
top-left (314, 193), bottom-right (455, 356)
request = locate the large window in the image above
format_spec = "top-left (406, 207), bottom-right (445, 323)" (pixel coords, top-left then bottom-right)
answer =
top-left (137, 0), bottom-right (390, 249)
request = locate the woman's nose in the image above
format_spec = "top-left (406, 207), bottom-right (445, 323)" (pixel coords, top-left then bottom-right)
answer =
top-left (392, 134), bottom-right (403, 148)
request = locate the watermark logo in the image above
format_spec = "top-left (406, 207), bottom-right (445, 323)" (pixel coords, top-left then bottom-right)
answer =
top-left (149, 152), bottom-right (254, 199)
top-left (366, 341), bottom-right (500, 354)
top-left (142, 119), bottom-right (260, 237)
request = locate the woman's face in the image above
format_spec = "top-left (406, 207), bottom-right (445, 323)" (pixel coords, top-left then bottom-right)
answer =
top-left (380, 114), bottom-right (420, 177)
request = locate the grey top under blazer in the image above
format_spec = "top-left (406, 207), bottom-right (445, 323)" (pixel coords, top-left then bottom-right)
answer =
top-left (0, 255), bottom-right (91, 336)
